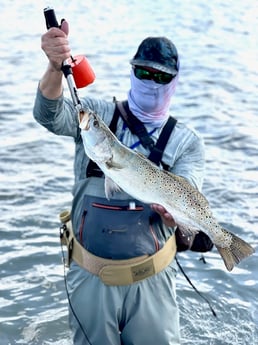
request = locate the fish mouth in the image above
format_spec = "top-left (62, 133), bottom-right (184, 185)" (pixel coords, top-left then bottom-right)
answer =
top-left (79, 110), bottom-right (90, 130)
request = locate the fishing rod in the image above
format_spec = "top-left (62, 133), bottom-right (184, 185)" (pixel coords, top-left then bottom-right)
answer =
top-left (43, 7), bottom-right (95, 113)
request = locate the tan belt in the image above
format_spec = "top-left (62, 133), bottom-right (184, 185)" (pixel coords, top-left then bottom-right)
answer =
top-left (59, 210), bottom-right (177, 286)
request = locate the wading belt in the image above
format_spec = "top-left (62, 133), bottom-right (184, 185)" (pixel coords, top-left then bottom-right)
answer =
top-left (59, 210), bottom-right (176, 286)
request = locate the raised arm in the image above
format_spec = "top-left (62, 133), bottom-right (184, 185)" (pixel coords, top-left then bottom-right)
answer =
top-left (39, 21), bottom-right (70, 99)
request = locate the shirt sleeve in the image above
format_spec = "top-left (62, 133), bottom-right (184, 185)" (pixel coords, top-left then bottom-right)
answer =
top-left (33, 86), bottom-right (79, 138)
top-left (33, 86), bottom-right (116, 139)
top-left (159, 121), bottom-right (205, 191)
top-left (170, 130), bottom-right (205, 191)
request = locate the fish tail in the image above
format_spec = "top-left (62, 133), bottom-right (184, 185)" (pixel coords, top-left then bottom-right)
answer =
top-left (215, 230), bottom-right (255, 271)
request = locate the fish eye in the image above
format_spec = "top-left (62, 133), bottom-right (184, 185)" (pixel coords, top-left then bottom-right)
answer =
top-left (93, 119), bottom-right (99, 127)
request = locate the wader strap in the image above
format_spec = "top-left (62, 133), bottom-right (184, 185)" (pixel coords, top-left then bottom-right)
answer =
top-left (116, 101), bottom-right (155, 150)
top-left (59, 211), bottom-right (176, 286)
top-left (148, 116), bottom-right (177, 167)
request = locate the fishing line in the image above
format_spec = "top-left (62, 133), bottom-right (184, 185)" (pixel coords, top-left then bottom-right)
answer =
top-left (60, 240), bottom-right (93, 345)
top-left (175, 256), bottom-right (217, 317)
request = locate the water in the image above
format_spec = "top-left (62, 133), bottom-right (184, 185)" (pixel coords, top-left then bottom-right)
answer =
top-left (0, 0), bottom-right (257, 344)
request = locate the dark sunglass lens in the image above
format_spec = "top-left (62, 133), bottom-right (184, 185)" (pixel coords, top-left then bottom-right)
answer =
top-left (134, 67), bottom-right (151, 80)
top-left (154, 73), bottom-right (173, 84)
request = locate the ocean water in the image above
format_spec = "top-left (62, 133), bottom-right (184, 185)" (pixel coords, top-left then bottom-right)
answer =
top-left (0, 0), bottom-right (257, 344)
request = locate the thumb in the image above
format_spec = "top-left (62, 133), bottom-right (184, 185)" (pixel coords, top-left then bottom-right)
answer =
top-left (60, 19), bottom-right (69, 35)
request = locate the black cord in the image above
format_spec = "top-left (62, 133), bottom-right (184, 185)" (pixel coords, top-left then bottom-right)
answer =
top-left (60, 241), bottom-right (93, 345)
top-left (175, 256), bottom-right (217, 317)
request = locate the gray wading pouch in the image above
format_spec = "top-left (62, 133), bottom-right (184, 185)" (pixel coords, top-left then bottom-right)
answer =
top-left (78, 195), bottom-right (164, 259)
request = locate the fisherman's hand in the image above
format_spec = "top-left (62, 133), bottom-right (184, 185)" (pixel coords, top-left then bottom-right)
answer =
top-left (151, 204), bottom-right (177, 228)
top-left (41, 20), bottom-right (70, 72)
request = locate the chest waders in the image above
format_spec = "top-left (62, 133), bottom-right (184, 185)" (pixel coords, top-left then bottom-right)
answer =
top-left (59, 100), bottom-right (178, 284)
top-left (59, 100), bottom-right (216, 315)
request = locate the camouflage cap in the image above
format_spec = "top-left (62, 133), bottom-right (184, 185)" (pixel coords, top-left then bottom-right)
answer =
top-left (130, 37), bottom-right (179, 75)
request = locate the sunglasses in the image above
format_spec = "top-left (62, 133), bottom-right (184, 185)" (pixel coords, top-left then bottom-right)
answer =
top-left (134, 66), bottom-right (175, 84)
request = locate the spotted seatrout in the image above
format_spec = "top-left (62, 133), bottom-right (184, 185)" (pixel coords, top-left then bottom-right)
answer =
top-left (79, 108), bottom-right (254, 271)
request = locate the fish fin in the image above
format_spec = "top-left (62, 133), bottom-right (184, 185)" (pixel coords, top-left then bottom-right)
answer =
top-left (137, 151), bottom-right (150, 160)
top-left (176, 226), bottom-right (198, 248)
top-left (105, 159), bottom-right (123, 170)
top-left (216, 230), bottom-right (255, 271)
top-left (104, 176), bottom-right (122, 199)
top-left (176, 224), bottom-right (199, 237)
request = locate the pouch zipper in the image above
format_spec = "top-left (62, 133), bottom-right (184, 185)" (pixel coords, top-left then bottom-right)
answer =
top-left (92, 202), bottom-right (144, 211)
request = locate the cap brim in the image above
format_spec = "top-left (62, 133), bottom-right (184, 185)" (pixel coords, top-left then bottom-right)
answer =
top-left (130, 59), bottom-right (177, 75)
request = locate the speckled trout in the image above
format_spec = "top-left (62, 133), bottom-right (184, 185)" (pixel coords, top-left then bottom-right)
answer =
top-left (79, 108), bottom-right (254, 271)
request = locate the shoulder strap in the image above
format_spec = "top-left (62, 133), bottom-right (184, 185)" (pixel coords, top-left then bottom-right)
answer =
top-left (109, 103), bottom-right (120, 133)
top-left (148, 116), bottom-right (177, 168)
top-left (117, 101), bottom-right (155, 150)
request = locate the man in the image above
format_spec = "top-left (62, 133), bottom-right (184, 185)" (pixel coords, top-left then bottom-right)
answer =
top-left (33, 22), bottom-right (205, 345)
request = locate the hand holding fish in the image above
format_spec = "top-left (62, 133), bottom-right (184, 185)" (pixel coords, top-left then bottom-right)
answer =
top-left (151, 204), bottom-right (176, 228)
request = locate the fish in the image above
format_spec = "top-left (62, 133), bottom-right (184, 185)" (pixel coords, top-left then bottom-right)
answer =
top-left (79, 108), bottom-right (255, 271)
